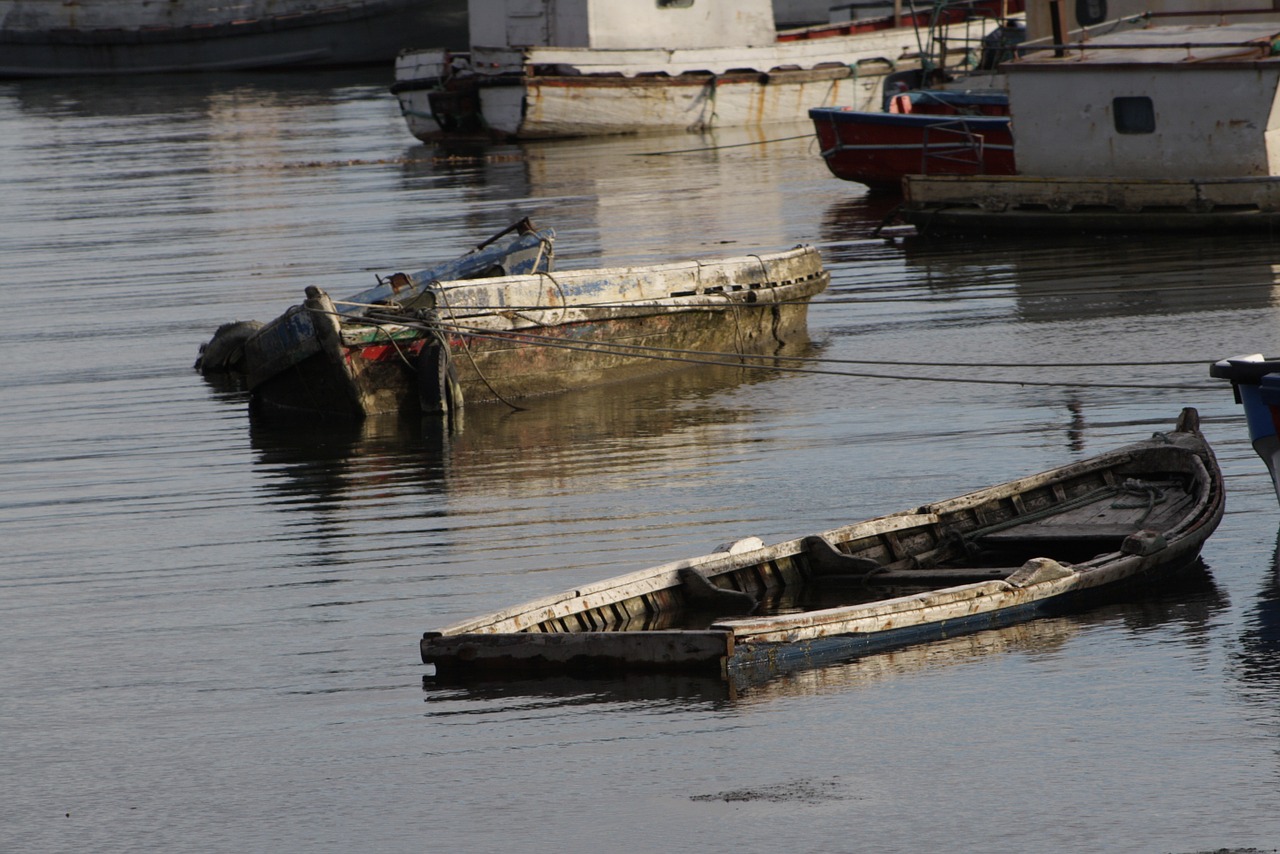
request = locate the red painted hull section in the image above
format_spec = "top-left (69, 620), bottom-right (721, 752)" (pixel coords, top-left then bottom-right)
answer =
top-left (811, 108), bottom-right (1015, 191)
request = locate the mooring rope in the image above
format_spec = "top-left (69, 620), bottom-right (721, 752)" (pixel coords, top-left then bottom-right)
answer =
top-left (638, 133), bottom-right (814, 156)
top-left (420, 320), bottom-right (1211, 391)
top-left (1111, 478), bottom-right (1177, 526)
top-left (323, 305), bottom-right (1218, 391)
top-left (433, 285), bottom-right (527, 411)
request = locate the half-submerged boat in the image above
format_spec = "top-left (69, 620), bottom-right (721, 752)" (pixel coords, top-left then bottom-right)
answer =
top-left (422, 408), bottom-right (1223, 681)
top-left (1210, 353), bottom-right (1280, 504)
top-left (198, 219), bottom-right (829, 420)
top-left (0, 0), bottom-right (467, 77)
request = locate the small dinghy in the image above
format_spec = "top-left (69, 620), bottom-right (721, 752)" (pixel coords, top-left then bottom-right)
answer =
top-left (421, 408), bottom-right (1223, 682)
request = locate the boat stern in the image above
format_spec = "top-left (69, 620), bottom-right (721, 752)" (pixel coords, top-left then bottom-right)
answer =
top-left (1211, 353), bottom-right (1280, 503)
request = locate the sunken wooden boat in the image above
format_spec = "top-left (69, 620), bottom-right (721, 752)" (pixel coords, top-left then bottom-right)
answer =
top-left (422, 408), bottom-right (1223, 681)
top-left (233, 238), bottom-right (828, 420)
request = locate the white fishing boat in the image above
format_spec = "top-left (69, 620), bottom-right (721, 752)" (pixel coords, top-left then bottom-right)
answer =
top-left (391, 0), bottom-right (1016, 140)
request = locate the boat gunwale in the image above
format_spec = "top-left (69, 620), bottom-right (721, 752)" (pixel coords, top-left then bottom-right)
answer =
top-left (718, 444), bottom-right (1221, 643)
top-left (426, 426), bottom-right (1220, 640)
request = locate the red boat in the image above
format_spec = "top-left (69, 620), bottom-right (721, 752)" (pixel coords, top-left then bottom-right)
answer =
top-left (810, 89), bottom-right (1015, 191)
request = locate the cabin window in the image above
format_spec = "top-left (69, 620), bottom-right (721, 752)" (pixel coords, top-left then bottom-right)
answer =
top-left (1076, 0), bottom-right (1107, 26)
top-left (657, 0), bottom-right (694, 7)
top-left (1113, 96), bottom-right (1155, 134)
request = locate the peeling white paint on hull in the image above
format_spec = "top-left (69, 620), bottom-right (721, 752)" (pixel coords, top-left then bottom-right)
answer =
top-left (516, 68), bottom-right (887, 139)
top-left (249, 243), bottom-right (830, 419)
top-left (399, 64), bottom-right (893, 140)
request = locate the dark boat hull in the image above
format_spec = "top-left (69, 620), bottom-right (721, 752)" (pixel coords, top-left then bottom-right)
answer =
top-left (810, 105), bottom-right (1015, 190)
top-left (0, 0), bottom-right (466, 77)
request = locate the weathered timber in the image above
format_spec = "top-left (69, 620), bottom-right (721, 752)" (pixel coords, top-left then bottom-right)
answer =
top-left (422, 630), bottom-right (732, 676)
top-left (419, 409), bottom-right (1224, 683)
top-left (900, 175), bottom-right (1280, 233)
top-left (241, 241), bottom-right (828, 419)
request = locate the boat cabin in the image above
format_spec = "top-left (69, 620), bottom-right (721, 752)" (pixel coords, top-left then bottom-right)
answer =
top-left (468, 0), bottom-right (777, 51)
top-left (1003, 22), bottom-right (1280, 178)
top-left (1022, 0), bottom-right (1279, 41)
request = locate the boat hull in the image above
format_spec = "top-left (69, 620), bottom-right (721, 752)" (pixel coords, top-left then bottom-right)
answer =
top-left (396, 62), bottom-right (894, 141)
top-left (0, 0), bottom-right (467, 77)
top-left (421, 409), bottom-right (1225, 681)
top-left (1210, 354), bottom-right (1280, 505)
top-left (899, 174), bottom-right (1280, 233)
top-left (214, 219), bottom-right (554, 412)
top-left (248, 245), bottom-right (830, 419)
top-left (809, 106), bottom-right (1015, 190)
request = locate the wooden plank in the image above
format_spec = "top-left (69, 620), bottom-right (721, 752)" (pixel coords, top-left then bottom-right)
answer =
top-left (904, 175), bottom-right (1280, 213)
top-left (834, 567), bottom-right (1013, 584)
top-left (717, 576), bottom-right (1083, 644)
top-left (421, 630), bottom-right (731, 676)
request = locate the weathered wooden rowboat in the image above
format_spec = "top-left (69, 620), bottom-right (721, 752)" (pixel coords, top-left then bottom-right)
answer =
top-left (422, 408), bottom-right (1223, 681)
top-left (244, 240), bottom-right (829, 419)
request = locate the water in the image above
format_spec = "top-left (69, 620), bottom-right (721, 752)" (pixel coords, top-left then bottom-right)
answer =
top-left (4, 67), bottom-right (1280, 853)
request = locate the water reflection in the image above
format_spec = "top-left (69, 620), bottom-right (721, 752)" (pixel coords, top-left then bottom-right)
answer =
top-left (5, 67), bottom-right (393, 119)
top-left (1234, 530), bottom-right (1280, 693)
top-left (240, 360), bottom-right (804, 507)
top-left (399, 124), bottom-right (857, 267)
top-left (819, 196), bottom-right (923, 249)
top-left (892, 229), bottom-right (1280, 322)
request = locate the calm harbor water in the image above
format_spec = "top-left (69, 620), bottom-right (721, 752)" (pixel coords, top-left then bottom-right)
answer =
top-left (5, 68), bottom-right (1280, 853)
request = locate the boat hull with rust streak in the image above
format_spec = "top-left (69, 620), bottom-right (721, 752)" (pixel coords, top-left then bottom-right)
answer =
top-left (391, 0), bottom-right (1020, 140)
top-left (254, 244), bottom-right (828, 418)
top-left (421, 409), bottom-right (1223, 682)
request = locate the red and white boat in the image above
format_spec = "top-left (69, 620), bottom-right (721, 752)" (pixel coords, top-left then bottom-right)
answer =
top-left (810, 88), bottom-right (1014, 191)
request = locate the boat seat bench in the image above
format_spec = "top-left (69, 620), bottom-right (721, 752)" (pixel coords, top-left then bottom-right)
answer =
top-left (976, 523), bottom-right (1141, 554)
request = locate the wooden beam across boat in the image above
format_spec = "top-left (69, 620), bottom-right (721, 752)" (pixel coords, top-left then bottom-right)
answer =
top-left (422, 630), bottom-right (733, 677)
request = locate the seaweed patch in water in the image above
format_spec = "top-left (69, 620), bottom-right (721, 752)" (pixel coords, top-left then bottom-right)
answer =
top-left (690, 778), bottom-right (845, 804)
